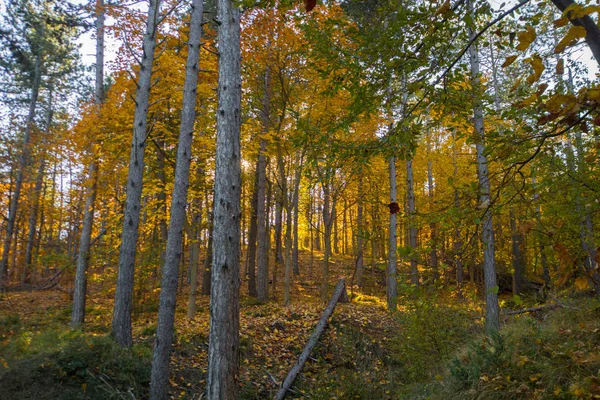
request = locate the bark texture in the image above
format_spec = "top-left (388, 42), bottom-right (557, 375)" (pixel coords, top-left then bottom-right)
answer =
top-left (206, 0), bottom-right (242, 397)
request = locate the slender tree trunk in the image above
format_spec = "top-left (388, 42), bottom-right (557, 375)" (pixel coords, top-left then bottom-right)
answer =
top-left (468, 3), bottom-right (499, 333)
top-left (206, 0), bottom-right (241, 396)
top-left (283, 197), bottom-right (292, 307)
top-left (453, 138), bottom-right (464, 292)
top-left (201, 222), bottom-right (213, 296)
top-left (406, 158), bottom-right (418, 286)
top-left (149, 0), bottom-right (204, 395)
top-left (112, 0), bottom-right (161, 347)
top-left (291, 154), bottom-right (302, 276)
top-left (246, 164), bottom-right (258, 297)
top-left (321, 183), bottom-right (332, 302)
top-left (155, 138), bottom-right (169, 264)
top-left (426, 133), bottom-right (439, 282)
top-left (24, 97), bottom-right (52, 283)
top-left (510, 208), bottom-right (525, 295)
top-left (531, 172), bottom-right (550, 286)
top-left (1, 52), bottom-right (42, 289)
top-left (71, 1), bottom-right (104, 326)
top-left (187, 209), bottom-right (201, 318)
top-left (256, 69), bottom-right (271, 303)
top-left (387, 156), bottom-right (398, 310)
top-left (274, 142), bottom-right (285, 265)
top-left (333, 204), bottom-right (339, 255)
top-left (356, 177), bottom-right (364, 287)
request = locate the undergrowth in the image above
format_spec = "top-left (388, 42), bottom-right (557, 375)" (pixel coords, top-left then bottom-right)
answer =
top-left (0, 329), bottom-right (152, 400)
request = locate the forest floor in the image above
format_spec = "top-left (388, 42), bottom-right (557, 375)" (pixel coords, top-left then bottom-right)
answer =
top-left (0, 250), bottom-right (599, 399)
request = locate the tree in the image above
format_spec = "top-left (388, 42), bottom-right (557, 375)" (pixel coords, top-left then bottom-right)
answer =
top-left (206, 0), bottom-right (241, 397)
top-left (468, 0), bottom-right (499, 334)
top-left (149, 0), bottom-right (204, 396)
top-left (112, 0), bottom-right (162, 347)
top-left (71, 0), bottom-right (105, 328)
top-left (0, 0), bottom-right (80, 289)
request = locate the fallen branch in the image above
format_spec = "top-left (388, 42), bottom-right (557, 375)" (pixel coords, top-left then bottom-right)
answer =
top-left (274, 278), bottom-right (348, 400)
top-left (504, 303), bottom-right (559, 317)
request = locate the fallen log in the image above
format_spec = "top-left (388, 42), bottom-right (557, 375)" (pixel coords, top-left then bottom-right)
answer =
top-left (504, 303), bottom-right (559, 317)
top-left (274, 278), bottom-right (348, 400)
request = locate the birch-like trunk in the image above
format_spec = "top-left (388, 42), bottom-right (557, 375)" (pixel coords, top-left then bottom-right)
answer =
top-left (468, 5), bottom-right (499, 333)
top-left (149, 0), bottom-right (204, 395)
top-left (206, 0), bottom-right (242, 396)
top-left (112, 0), bottom-right (161, 347)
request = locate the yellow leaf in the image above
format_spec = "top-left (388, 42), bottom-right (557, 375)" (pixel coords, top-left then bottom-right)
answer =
top-left (502, 55), bottom-right (518, 68)
top-left (516, 25), bottom-right (536, 51)
top-left (575, 276), bottom-right (590, 291)
top-left (555, 26), bottom-right (587, 54)
top-left (526, 54), bottom-right (545, 84)
top-left (518, 93), bottom-right (538, 107)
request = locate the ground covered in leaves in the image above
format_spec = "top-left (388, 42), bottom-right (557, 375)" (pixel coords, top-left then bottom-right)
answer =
top-left (1, 252), bottom-right (599, 399)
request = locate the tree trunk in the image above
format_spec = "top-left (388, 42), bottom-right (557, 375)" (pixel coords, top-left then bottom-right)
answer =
top-left (24, 97), bottom-right (52, 284)
top-left (1, 52), bottom-right (42, 289)
top-left (321, 183), bottom-right (332, 302)
top-left (274, 142), bottom-right (285, 265)
top-left (149, 0), bottom-right (204, 395)
top-left (284, 197), bottom-right (292, 307)
top-left (406, 158), bottom-right (418, 286)
top-left (112, 0), bottom-right (161, 347)
top-left (532, 172), bottom-right (550, 286)
top-left (468, 2), bottom-right (499, 333)
top-left (256, 67), bottom-right (270, 302)
top-left (71, 1), bottom-right (104, 326)
top-left (426, 134), bottom-right (439, 282)
top-left (291, 154), bottom-right (302, 276)
top-left (201, 222), bottom-right (213, 296)
top-left (356, 176), bottom-right (364, 287)
top-left (246, 164), bottom-right (258, 297)
top-left (387, 156), bottom-right (398, 310)
top-left (206, 0), bottom-right (242, 397)
top-left (510, 208), bottom-right (525, 296)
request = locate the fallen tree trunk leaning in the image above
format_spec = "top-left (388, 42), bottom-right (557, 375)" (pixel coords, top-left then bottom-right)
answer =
top-left (275, 278), bottom-right (348, 400)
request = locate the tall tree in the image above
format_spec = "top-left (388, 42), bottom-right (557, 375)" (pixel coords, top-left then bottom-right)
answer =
top-left (112, 0), bottom-right (161, 347)
top-left (71, 0), bottom-right (105, 328)
top-left (468, 0), bottom-right (499, 334)
top-left (206, 0), bottom-right (241, 397)
top-left (149, 0), bottom-right (204, 396)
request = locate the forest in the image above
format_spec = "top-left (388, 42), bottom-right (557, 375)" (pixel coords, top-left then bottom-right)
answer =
top-left (0, 0), bottom-right (599, 398)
